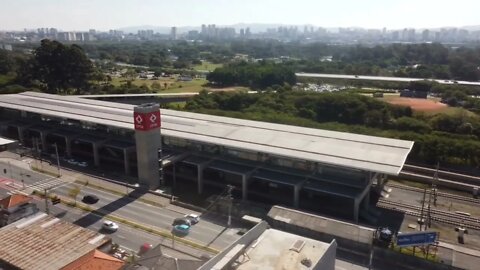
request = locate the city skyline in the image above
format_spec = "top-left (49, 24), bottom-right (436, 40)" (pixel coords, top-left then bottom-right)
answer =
top-left (0, 0), bottom-right (479, 31)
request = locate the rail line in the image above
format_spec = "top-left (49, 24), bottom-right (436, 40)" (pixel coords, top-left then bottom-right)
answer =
top-left (377, 199), bottom-right (480, 230)
top-left (386, 183), bottom-right (480, 204)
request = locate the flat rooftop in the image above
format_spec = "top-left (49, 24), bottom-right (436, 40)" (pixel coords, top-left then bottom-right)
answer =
top-left (0, 212), bottom-right (109, 270)
top-left (0, 137), bottom-right (16, 146)
top-left (234, 228), bottom-right (334, 270)
top-left (0, 92), bottom-right (414, 175)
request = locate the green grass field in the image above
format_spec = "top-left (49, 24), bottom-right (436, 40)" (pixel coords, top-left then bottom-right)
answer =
top-left (192, 61), bottom-right (223, 72)
top-left (110, 76), bottom-right (248, 94)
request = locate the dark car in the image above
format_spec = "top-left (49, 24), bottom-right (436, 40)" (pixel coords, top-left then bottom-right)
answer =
top-left (82, 194), bottom-right (99, 204)
top-left (172, 217), bottom-right (191, 226)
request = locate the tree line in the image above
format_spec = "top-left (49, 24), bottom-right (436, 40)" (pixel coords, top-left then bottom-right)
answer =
top-left (206, 61), bottom-right (296, 89)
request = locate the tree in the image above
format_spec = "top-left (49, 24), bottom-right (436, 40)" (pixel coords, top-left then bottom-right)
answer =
top-left (151, 82), bottom-right (162, 91)
top-left (68, 185), bottom-right (81, 205)
top-left (31, 39), bottom-right (95, 93)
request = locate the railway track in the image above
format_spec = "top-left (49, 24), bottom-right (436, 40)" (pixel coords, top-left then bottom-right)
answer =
top-left (402, 164), bottom-right (480, 186)
top-left (386, 183), bottom-right (480, 204)
top-left (377, 199), bottom-right (480, 230)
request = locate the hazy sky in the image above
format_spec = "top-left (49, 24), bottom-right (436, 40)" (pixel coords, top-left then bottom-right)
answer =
top-left (1, 0), bottom-right (479, 31)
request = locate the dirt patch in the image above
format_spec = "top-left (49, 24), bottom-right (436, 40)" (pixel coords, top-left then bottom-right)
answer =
top-left (385, 97), bottom-right (448, 112)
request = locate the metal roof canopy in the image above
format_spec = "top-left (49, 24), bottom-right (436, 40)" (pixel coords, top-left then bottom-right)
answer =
top-left (74, 134), bottom-right (107, 144)
top-left (309, 173), bottom-right (366, 189)
top-left (182, 155), bottom-right (211, 166)
top-left (208, 159), bottom-right (255, 175)
top-left (0, 92), bottom-right (414, 175)
top-left (103, 139), bottom-right (135, 150)
top-left (28, 125), bottom-right (54, 133)
top-left (303, 180), bottom-right (360, 198)
top-left (50, 129), bottom-right (79, 137)
top-left (253, 169), bottom-right (306, 187)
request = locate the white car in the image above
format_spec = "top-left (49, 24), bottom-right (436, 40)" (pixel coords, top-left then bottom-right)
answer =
top-left (102, 220), bottom-right (119, 232)
top-left (77, 161), bottom-right (88, 167)
top-left (184, 214), bottom-right (200, 225)
top-left (66, 159), bottom-right (78, 165)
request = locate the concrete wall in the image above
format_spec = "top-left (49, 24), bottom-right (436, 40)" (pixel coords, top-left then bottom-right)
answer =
top-left (314, 239), bottom-right (337, 270)
top-left (198, 221), bottom-right (269, 270)
top-left (267, 206), bottom-right (374, 254)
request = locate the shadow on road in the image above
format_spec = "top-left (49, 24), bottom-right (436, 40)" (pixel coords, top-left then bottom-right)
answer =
top-left (73, 188), bottom-right (148, 228)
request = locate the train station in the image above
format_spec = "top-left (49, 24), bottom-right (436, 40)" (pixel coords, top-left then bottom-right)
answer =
top-left (0, 92), bottom-right (414, 222)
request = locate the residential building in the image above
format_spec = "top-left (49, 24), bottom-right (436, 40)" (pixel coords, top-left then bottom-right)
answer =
top-left (199, 221), bottom-right (336, 270)
top-left (0, 194), bottom-right (38, 227)
top-left (0, 212), bottom-right (118, 270)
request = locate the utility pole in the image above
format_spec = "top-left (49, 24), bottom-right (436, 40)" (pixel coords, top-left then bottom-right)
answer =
top-left (433, 163), bottom-right (439, 207)
top-left (419, 187), bottom-right (427, 231)
top-left (226, 185), bottom-right (234, 227)
top-left (44, 188), bottom-right (49, 215)
top-left (53, 143), bottom-right (61, 176)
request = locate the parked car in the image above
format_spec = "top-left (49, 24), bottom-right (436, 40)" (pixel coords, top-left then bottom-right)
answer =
top-left (173, 217), bottom-right (191, 226)
top-left (66, 159), bottom-right (77, 165)
top-left (102, 220), bottom-right (119, 232)
top-left (82, 194), bottom-right (99, 204)
top-left (173, 224), bottom-right (190, 235)
top-left (184, 214), bottom-right (200, 225)
top-left (77, 161), bottom-right (88, 167)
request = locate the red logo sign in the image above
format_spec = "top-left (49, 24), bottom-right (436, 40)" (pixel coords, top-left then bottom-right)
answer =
top-left (134, 111), bottom-right (161, 131)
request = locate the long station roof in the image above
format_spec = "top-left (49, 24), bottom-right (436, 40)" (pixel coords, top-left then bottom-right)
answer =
top-left (0, 92), bottom-right (413, 175)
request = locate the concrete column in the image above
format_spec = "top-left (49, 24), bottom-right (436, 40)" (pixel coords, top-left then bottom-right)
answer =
top-left (353, 198), bottom-right (360, 223)
top-left (17, 127), bottom-right (25, 144)
top-left (242, 174), bottom-right (248, 201)
top-left (363, 190), bottom-right (370, 210)
top-left (294, 185), bottom-right (301, 208)
top-left (123, 149), bottom-right (131, 175)
top-left (40, 132), bottom-right (47, 151)
top-left (197, 165), bottom-right (204, 195)
top-left (173, 164), bottom-right (177, 190)
top-left (93, 143), bottom-right (100, 167)
top-left (65, 137), bottom-right (72, 157)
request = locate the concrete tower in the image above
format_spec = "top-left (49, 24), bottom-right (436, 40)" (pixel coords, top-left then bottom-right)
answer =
top-left (134, 103), bottom-right (161, 189)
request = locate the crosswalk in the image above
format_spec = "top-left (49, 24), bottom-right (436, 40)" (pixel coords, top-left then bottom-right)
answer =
top-left (26, 177), bottom-right (73, 191)
top-left (0, 177), bottom-right (24, 191)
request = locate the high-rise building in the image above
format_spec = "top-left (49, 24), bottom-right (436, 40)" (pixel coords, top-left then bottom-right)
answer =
top-left (422, 29), bottom-right (430, 41)
top-left (170, 27), bottom-right (177, 40)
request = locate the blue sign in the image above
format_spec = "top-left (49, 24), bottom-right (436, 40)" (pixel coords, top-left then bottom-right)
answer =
top-left (396, 231), bottom-right (438, 247)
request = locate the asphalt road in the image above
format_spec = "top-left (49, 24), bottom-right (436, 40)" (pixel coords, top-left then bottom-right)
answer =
top-left (296, 72), bottom-right (480, 86)
top-left (0, 160), bottom-right (240, 250)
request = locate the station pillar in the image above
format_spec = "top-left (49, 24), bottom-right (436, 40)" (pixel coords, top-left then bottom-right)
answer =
top-left (241, 174), bottom-right (248, 201)
top-left (197, 165), bottom-right (204, 194)
top-left (93, 143), bottom-right (100, 167)
top-left (40, 132), bottom-right (48, 151)
top-left (123, 148), bottom-right (131, 175)
top-left (17, 127), bottom-right (25, 144)
top-left (65, 137), bottom-right (72, 157)
top-left (134, 103), bottom-right (161, 189)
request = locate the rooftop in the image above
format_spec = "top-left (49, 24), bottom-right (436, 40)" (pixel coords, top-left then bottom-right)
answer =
top-left (62, 250), bottom-right (124, 270)
top-left (0, 92), bottom-right (414, 175)
top-left (0, 137), bottom-right (16, 147)
top-left (0, 212), bottom-right (110, 270)
top-left (0, 194), bottom-right (32, 209)
top-left (234, 229), bottom-right (335, 270)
